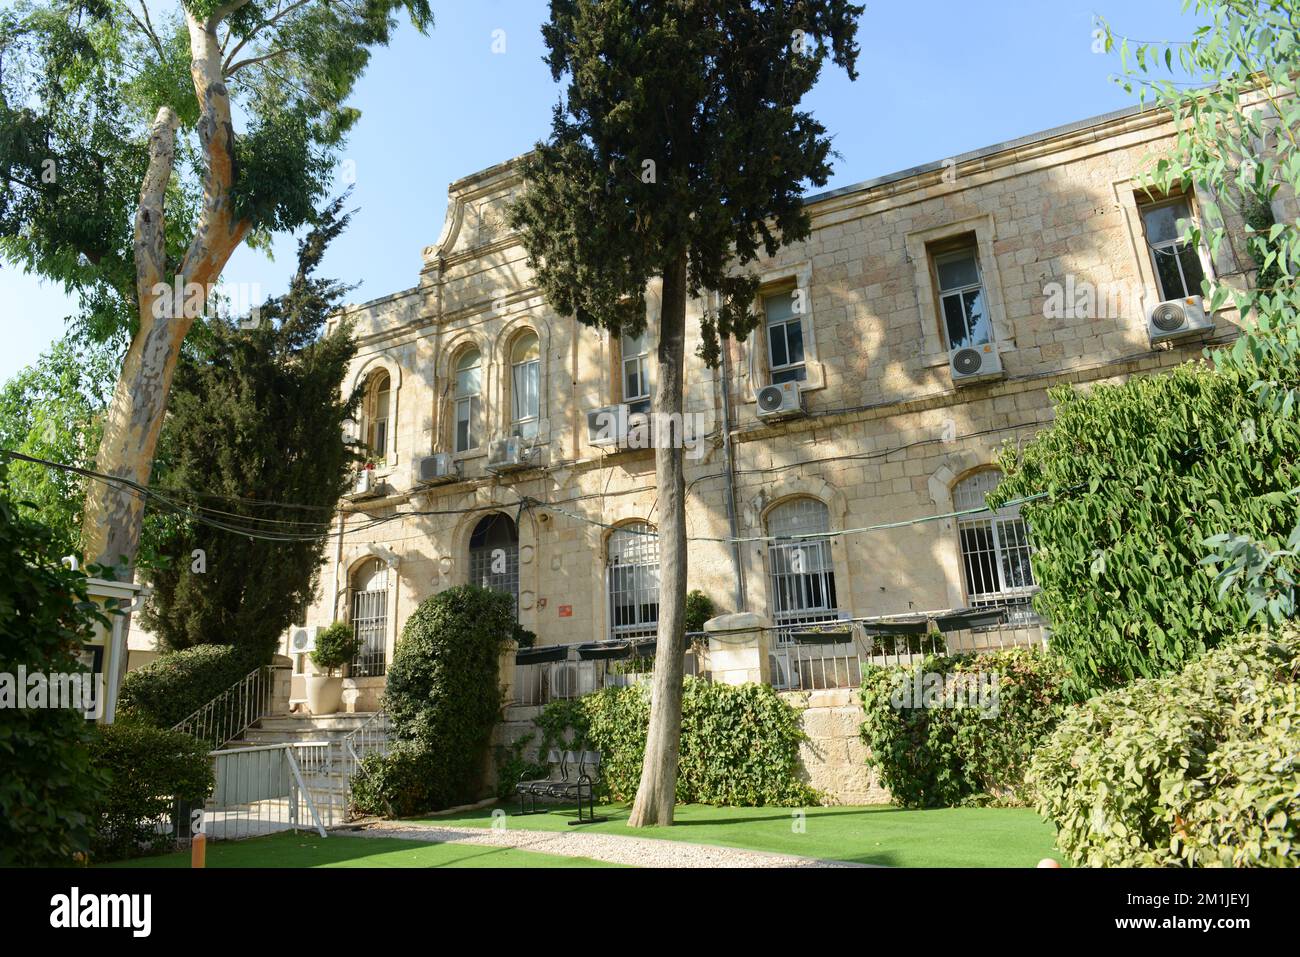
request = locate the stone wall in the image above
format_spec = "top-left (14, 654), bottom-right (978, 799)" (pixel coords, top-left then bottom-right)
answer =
top-left (782, 689), bottom-right (886, 805)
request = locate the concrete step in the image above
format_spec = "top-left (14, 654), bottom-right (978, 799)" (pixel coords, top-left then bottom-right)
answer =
top-left (254, 713), bottom-right (383, 733)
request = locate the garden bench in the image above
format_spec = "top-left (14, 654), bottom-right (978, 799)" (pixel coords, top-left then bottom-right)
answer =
top-left (515, 749), bottom-right (607, 825)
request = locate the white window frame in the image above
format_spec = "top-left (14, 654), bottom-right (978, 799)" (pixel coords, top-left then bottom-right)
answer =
top-left (934, 247), bottom-right (993, 351)
top-left (764, 289), bottom-right (807, 385)
top-left (621, 331), bottom-right (651, 414)
top-left (953, 470), bottom-right (1038, 622)
top-left (766, 498), bottom-right (840, 645)
top-left (510, 334), bottom-right (540, 439)
top-left (454, 349), bottom-right (482, 453)
top-left (1139, 195), bottom-right (1211, 302)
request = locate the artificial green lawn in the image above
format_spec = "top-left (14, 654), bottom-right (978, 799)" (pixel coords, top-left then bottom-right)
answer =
top-left (418, 802), bottom-right (1064, 868)
top-left (103, 831), bottom-right (620, 869)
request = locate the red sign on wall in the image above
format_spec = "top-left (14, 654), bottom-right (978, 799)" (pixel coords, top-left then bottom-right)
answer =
top-left (558, 605), bottom-right (573, 618)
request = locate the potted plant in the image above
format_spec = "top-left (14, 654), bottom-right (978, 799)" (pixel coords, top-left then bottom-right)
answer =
top-left (307, 622), bottom-right (362, 715)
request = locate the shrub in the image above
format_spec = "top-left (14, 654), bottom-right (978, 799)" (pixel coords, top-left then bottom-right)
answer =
top-left (684, 590), bottom-right (715, 633)
top-left (350, 742), bottom-right (440, 818)
top-left (0, 475), bottom-right (109, 866)
top-left (118, 643), bottom-right (266, 729)
top-left (364, 586), bottom-right (514, 813)
top-left (991, 363), bottom-right (1300, 699)
top-left (859, 649), bottom-right (1066, 809)
top-left (88, 722), bottom-right (213, 861)
top-left (1029, 628), bottom-right (1300, 868)
top-left (310, 622), bottom-right (361, 675)
top-left (530, 678), bottom-right (818, 806)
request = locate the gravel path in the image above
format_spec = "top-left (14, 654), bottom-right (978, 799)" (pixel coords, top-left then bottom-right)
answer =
top-left (348, 820), bottom-right (867, 868)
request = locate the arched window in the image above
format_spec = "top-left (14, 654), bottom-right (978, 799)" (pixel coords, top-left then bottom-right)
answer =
top-left (607, 522), bottom-right (659, 640)
top-left (767, 498), bottom-right (839, 642)
top-left (953, 469), bottom-right (1037, 620)
top-left (468, 513), bottom-right (519, 618)
top-left (454, 348), bottom-right (481, 453)
top-left (510, 332), bottom-right (540, 439)
top-left (362, 371), bottom-right (391, 463)
top-left (350, 558), bottom-right (389, 677)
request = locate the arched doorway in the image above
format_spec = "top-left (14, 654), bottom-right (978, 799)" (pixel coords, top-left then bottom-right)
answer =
top-left (469, 513), bottom-right (519, 618)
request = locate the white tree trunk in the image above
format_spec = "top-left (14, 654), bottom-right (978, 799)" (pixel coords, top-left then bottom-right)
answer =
top-left (628, 251), bottom-right (690, 828)
top-left (81, 10), bottom-right (250, 574)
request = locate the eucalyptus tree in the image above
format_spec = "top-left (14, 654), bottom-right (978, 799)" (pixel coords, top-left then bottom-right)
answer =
top-left (0, 0), bottom-right (431, 576)
top-left (509, 0), bottom-right (862, 826)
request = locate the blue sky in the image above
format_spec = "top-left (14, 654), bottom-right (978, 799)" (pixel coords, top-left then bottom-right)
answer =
top-left (0, 0), bottom-right (1201, 384)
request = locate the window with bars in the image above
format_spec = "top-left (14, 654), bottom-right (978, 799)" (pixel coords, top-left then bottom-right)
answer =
top-left (1139, 196), bottom-right (1209, 301)
top-left (468, 513), bottom-right (519, 619)
top-left (454, 348), bottom-right (481, 453)
top-left (764, 289), bottom-right (807, 384)
top-left (350, 558), bottom-right (388, 677)
top-left (607, 522), bottom-right (659, 640)
top-left (766, 498), bottom-right (839, 644)
top-left (953, 470), bottom-right (1037, 622)
top-left (933, 246), bottom-right (993, 351)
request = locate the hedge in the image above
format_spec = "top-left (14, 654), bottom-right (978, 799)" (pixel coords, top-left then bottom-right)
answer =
top-left (88, 722), bottom-right (213, 862)
top-left (991, 362), bottom-right (1300, 699)
top-left (117, 643), bottom-right (267, 729)
top-left (514, 678), bottom-right (818, 806)
top-left (1029, 627), bottom-right (1300, 867)
top-left (859, 649), bottom-right (1066, 809)
top-left (351, 586), bottom-right (514, 816)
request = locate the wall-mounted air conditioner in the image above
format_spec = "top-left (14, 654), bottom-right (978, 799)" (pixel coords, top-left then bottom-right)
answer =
top-left (949, 342), bottom-right (1004, 385)
top-left (587, 404), bottom-right (630, 448)
top-left (289, 625), bottom-right (320, 656)
top-left (1147, 295), bottom-right (1212, 344)
top-left (548, 661), bottom-right (597, 699)
top-left (486, 437), bottom-right (536, 474)
top-left (353, 469), bottom-right (381, 497)
top-left (413, 453), bottom-right (458, 486)
top-left (756, 381), bottom-right (804, 421)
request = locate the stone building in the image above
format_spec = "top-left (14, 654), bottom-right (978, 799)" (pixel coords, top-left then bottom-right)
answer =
top-left (286, 100), bottom-right (1278, 717)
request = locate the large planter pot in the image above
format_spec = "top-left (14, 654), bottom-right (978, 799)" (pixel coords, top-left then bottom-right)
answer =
top-left (305, 674), bottom-right (344, 715)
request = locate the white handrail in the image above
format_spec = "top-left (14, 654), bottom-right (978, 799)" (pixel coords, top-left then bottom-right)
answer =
top-left (172, 663), bottom-right (282, 748)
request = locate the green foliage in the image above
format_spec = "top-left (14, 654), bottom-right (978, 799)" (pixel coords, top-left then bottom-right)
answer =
top-left (0, 338), bottom-right (117, 555)
top-left (992, 362), bottom-right (1300, 699)
top-left (139, 199), bottom-right (359, 658)
top-left (88, 722), bottom-right (213, 862)
top-left (350, 741), bottom-right (440, 819)
top-left (1102, 1), bottom-right (1300, 620)
top-left (511, 623), bottom-right (537, 648)
top-left (1029, 628), bottom-right (1300, 867)
top-left (118, 643), bottom-right (265, 730)
top-left (684, 589), bottom-right (715, 634)
top-left (362, 586), bottom-right (514, 813)
top-left (509, 0), bottom-right (863, 365)
top-left (0, 465), bottom-right (109, 866)
top-left (0, 1), bottom-right (432, 342)
top-left (859, 650), bottom-right (1066, 809)
top-left (311, 622), bottom-right (362, 674)
top-left (533, 679), bottom-right (818, 807)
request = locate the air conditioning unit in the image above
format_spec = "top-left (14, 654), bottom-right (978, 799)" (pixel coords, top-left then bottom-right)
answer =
top-left (289, 626), bottom-right (320, 656)
top-left (949, 342), bottom-right (1004, 385)
top-left (486, 437), bottom-right (536, 474)
top-left (756, 381), bottom-right (804, 421)
top-left (587, 404), bottom-right (630, 448)
top-left (413, 453), bottom-right (458, 486)
top-left (1147, 295), bottom-right (1212, 344)
top-left (548, 661), bottom-right (597, 699)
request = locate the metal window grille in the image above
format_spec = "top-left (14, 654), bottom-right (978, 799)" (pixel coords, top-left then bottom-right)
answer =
top-left (954, 470), bottom-right (1038, 623)
top-left (767, 498), bottom-right (839, 645)
top-left (350, 559), bottom-right (388, 677)
top-left (469, 514), bottom-right (520, 618)
top-left (607, 522), bottom-right (659, 640)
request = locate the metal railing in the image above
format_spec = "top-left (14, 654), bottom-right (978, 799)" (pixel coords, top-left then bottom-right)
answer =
top-left (769, 617), bottom-right (1046, 692)
top-left (341, 709), bottom-right (392, 803)
top-left (197, 742), bottom-right (342, 841)
top-left (171, 664), bottom-right (281, 749)
top-left (513, 648), bottom-right (705, 707)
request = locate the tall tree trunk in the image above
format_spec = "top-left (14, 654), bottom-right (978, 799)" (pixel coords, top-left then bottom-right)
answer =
top-left (628, 251), bottom-right (690, 828)
top-left (81, 10), bottom-right (249, 575)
